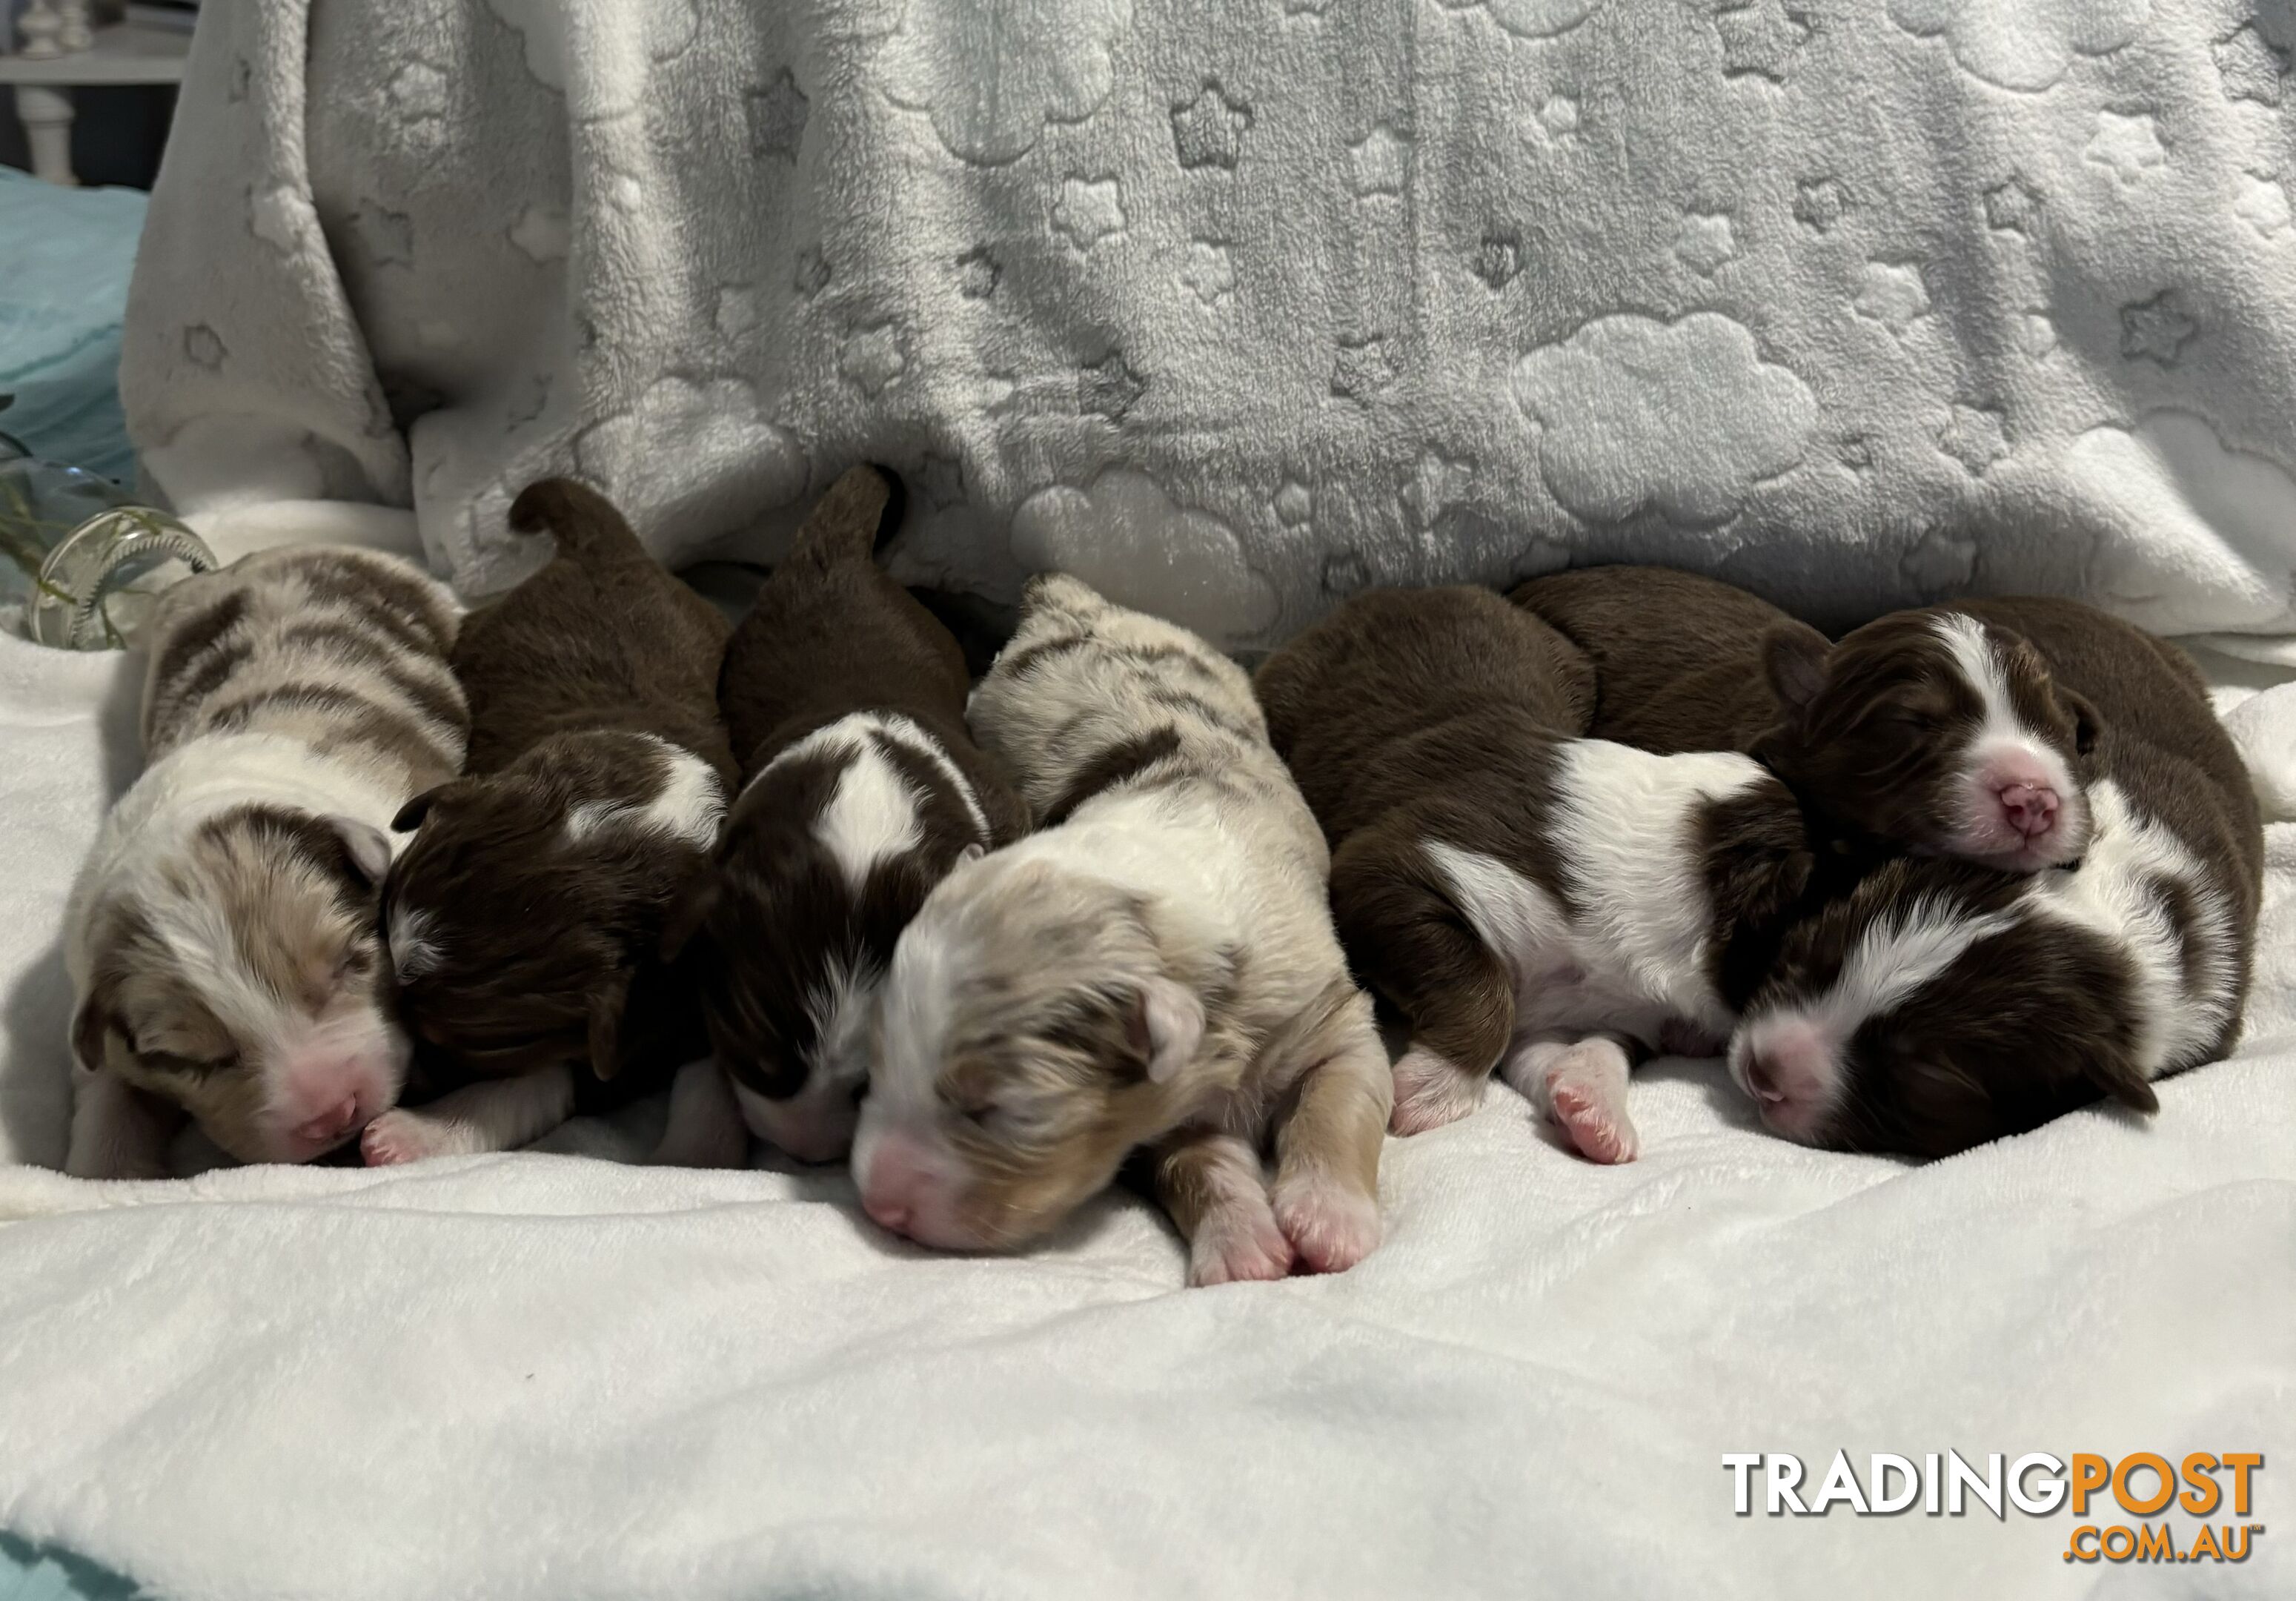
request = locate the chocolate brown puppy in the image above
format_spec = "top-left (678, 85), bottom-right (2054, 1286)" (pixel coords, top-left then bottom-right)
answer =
top-left (1515, 568), bottom-right (2100, 873)
top-left (1258, 586), bottom-right (1831, 1153)
top-left (369, 478), bottom-right (737, 1165)
top-left (1508, 565), bottom-right (1821, 752)
top-left (660, 465), bottom-right (1026, 1163)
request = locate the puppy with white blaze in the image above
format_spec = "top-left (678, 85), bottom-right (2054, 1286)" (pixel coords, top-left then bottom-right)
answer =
top-left (662, 465), bottom-right (1027, 1164)
top-left (64, 547), bottom-right (468, 1176)
top-left (855, 574), bottom-right (1392, 1286)
top-left (1726, 607), bottom-right (2262, 1156)
top-left (1258, 586), bottom-right (1839, 1159)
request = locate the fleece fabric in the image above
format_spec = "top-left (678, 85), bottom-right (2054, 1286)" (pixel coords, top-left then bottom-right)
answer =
top-left (122, 0), bottom-right (2296, 650)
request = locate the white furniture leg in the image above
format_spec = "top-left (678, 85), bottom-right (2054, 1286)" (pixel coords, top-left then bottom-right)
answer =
top-left (16, 84), bottom-right (77, 186)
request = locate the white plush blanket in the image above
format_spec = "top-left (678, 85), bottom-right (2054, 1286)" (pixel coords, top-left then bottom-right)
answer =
top-left (122, 0), bottom-right (2296, 654)
top-left (0, 632), bottom-right (2292, 1599)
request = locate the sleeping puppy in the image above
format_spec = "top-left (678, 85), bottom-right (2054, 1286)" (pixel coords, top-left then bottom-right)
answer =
top-left (1727, 600), bottom-right (2262, 1155)
top-left (1513, 569), bottom-right (2098, 872)
top-left (368, 478), bottom-right (737, 1165)
top-left (855, 574), bottom-right (1392, 1286)
top-left (64, 547), bottom-right (467, 1176)
top-left (661, 465), bottom-right (1026, 1163)
top-left (1258, 585), bottom-right (1834, 1155)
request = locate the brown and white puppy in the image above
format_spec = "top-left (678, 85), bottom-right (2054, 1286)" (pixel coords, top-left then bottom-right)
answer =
top-left (854, 574), bottom-right (1392, 1287)
top-left (1259, 585), bottom-right (1842, 1158)
top-left (64, 547), bottom-right (467, 1176)
top-left (1727, 602), bottom-right (2262, 1156)
top-left (1513, 569), bottom-right (2098, 872)
top-left (369, 478), bottom-right (737, 1165)
top-left (661, 465), bottom-right (1026, 1163)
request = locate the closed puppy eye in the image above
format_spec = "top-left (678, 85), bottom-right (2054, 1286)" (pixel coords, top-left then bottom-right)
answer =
top-left (142, 1048), bottom-right (239, 1078)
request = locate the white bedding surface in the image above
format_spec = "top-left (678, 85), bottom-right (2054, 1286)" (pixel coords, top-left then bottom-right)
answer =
top-left (0, 628), bottom-right (2290, 1601)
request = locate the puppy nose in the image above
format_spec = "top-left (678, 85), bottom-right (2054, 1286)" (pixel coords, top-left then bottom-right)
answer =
top-left (293, 1095), bottom-right (362, 1144)
top-left (1997, 781), bottom-right (2058, 839)
top-left (859, 1130), bottom-right (935, 1240)
top-left (1745, 1055), bottom-right (1789, 1104)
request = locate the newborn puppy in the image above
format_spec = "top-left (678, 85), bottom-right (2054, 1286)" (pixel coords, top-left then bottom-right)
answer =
top-left (1508, 565), bottom-right (1823, 751)
top-left (371, 478), bottom-right (736, 1164)
top-left (1728, 602), bottom-right (2262, 1155)
top-left (64, 548), bottom-right (466, 1176)
top-left (1513, 569), bottom-right (2098, 872)
top-left (855, 574), bottom-right (1391, 1286)
top-left (662, 465), bottom-right (1026, 1163)
top-left (1258, 586), bottom-right (1835, 1156)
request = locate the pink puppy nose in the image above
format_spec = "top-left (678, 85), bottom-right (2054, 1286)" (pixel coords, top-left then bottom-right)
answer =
top-left (293, 1095), bottom-right (362, 1145)
top-left (1997, 781), bottom-right (2058, 840)
top-left (859, 1132), bottom-right (937, 1240)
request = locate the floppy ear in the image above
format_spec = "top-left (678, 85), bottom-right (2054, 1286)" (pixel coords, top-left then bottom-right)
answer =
top-left (1125, 977), bottom-right (1204, 1084)
top-left (325, 815), bottom-right (395, 886)
top-left (1761, 622), bottom-right (1833, 721)
top-left (2086, 1049), bottom-right (2159, 1115)
top-left (585, 972), bottom-right (631, 1081)
top-left (657, 870), bottom-right (720, 964)
top-left (2057, 686), bottom-right (2103, 758)
top-left (957, 841), bottom-right (986, 866)
top-left (70, 990), bottom-right (116, 1071)
top-left (391, 787), bottom-right (444, 832)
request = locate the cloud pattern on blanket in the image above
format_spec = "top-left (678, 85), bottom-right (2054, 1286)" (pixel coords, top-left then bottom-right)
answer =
top-left (122, 0), bottom-right (2296, 644)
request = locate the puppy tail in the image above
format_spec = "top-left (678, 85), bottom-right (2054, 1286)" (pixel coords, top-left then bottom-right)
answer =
top-left (783, 464), bottom-right (900, 574)
top-left (506, 477), bottom-right (650, 565)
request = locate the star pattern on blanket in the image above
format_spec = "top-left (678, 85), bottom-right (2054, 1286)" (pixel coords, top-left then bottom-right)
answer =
top-left (1181, 240), bottom-right (1235, 308)
top-left (2121, 290), bottom-right (2197, 366)
top-left (1794, 176), bottom-right (1848, 232)
top-left (1349, 126), bottom-right (1410, 196)
top-left (2086, 111), bottom-right (2167, 186)
top-left (1401, 448), bottom-right (1474, 529)
top-left (1984, 176), bottom-right (2041, 234)
top-left (1330, 337), bottom-right (1396, 405)
top-left (1854, 261), bottom-right (1930, 336)
top-left (350, 204), bottom-right (415, 269)
top-left (2236, 174), bottom-right (2293, 239)
top-left (182, 325), bottom-right (227, 372)
top-left (747, 71), bottom-right (810, 162)
top-left (1935, 403), bottom-right (2008, 477)
top-left (1716, 1), bottom-right (1814, 84)
top-left (2214, 25), bottom-right (2289, 107)
top-left (1320, 548), bottom-right (1370, 597)
top-left (1172, 82), bottom-right (1252, 171)
top-left (1052, 178), bottom-right (1127, 250)
top-left (841, 323), bottom-right (908, 395)
top-left (1674, 212), bottom-right (1738, 277)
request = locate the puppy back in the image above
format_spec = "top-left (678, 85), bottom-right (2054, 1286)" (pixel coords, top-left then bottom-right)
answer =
top-left (1509, 566), bottom-right (1799, 752)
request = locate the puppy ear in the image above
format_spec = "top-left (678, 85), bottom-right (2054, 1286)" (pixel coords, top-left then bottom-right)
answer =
top-left (1761, 623), bottom-right (1832, 721)
top-left (657, 870), bottom-right (720, 964)
top-left (585, 972), bottom-right (631, 1081)
top-left (1126, 977), bottom-right (1204, 1084)
top-left (70, 989), bottom-right (116, 1071)
top-left (391, 787), bottom-right (444, 832)
top-left (2086, 1048), bottom-right (2159, 1115)
top-left (2057, 686), bottom-right (2103, 758)
top-left (957, 841), bottom-right (986, 866)
top-left (325, 815), bottom-right (395, 886)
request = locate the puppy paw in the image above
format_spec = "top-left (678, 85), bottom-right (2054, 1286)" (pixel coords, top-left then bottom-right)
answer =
top-left (1388, 1048), bottom-right (1484, 1136)
top-left (1271, 1175), bottom-right (1381, 1275)
top-left (359, 1110), bottom-right (470, 1167)
top-left (1190, 1212), bottom-right (1294, 1287)
top-left (1547, 1076), bottom-right (1639, 1164)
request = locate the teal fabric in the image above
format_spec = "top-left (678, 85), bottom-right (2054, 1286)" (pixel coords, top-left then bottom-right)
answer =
top-left (0, 168), bottom-right (147, 485)
top-left (0, 1534), bottom-right (142, 1601)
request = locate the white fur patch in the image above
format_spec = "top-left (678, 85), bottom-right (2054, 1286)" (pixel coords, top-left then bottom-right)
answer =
top-left (564, 736), bottom-right (725, 848)
top-left (2022, 778), bottom-right (2237, 1078)
top-left (817, 740), bottom-right (925, 890)
top-left (1932, 612), bottom-right (2085, 850)
top-left (389, 907), bottom-right (441, 980)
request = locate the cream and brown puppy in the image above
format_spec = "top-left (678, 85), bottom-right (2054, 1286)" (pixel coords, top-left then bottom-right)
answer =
top-left (854, 574), bottom-right (1391, 1287)
top-left (661, 466), bottom-right (1027, 1164)
top-left (370, 478), bottom-right (737, 1166)
top-left (64, 547), bottom-right (467, 1176)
